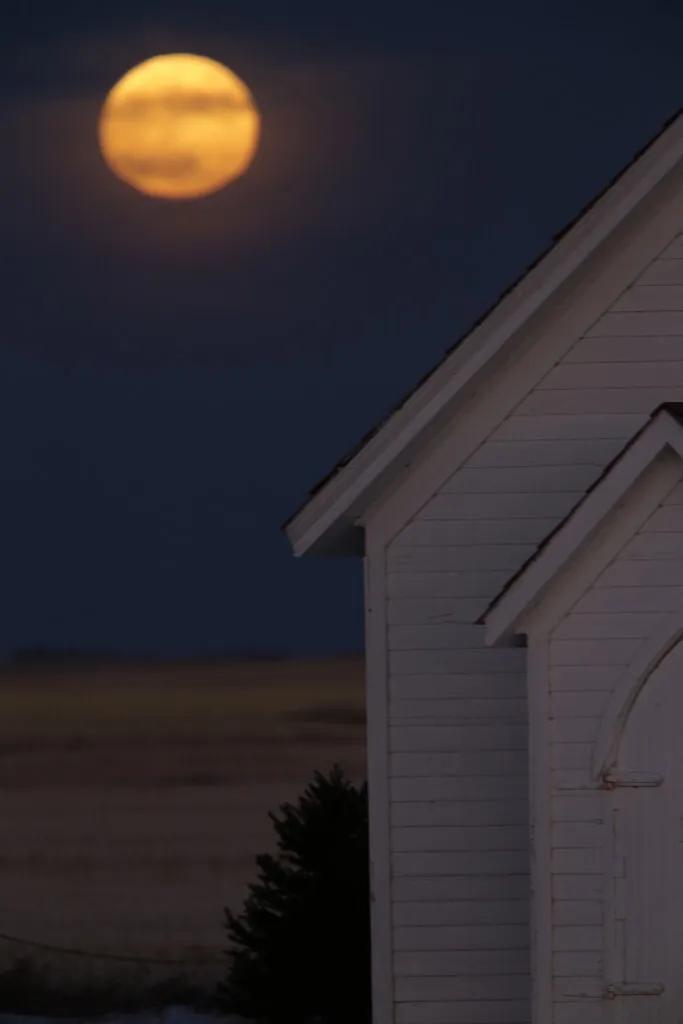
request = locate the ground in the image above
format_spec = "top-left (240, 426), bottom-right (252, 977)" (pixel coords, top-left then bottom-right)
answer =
top-left (0, 656), bottom-right (366, 998)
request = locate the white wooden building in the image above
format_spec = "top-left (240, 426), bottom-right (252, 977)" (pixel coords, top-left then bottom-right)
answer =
top-left (285, 109), bottom-right (683, 1024)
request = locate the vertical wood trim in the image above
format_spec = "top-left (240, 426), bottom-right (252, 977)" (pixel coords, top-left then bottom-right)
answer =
top-left (364, 534), bottom-right (394, 1024)
top-left (528, 631), bottom-right (553, 1024)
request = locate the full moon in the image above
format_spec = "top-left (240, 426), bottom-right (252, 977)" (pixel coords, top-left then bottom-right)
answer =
top-left (98, 54), bottom-right (261, 200)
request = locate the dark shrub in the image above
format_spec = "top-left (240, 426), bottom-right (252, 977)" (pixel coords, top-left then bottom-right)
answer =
top-left (218, 764), bottom-right (371, 1024)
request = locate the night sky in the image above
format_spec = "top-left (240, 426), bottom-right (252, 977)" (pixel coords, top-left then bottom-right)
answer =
top-left (2, 2), bottom-right (682, 659)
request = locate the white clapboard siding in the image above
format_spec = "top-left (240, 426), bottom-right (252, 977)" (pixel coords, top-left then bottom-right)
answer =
top-left (388, 571), bottom-right (512, 599)
top-left (596, 558), bottom-right (683, 587)
top-left (553, 901), bottom-right (602, 926)
top-left (642, 504), bottom-right (683, 531)
top-left (552, 744), bottom-right (593, 770)
top-left (391, 750), bottom-right (529, 778)
top-left (566, 336), bottom-right (683, 362)
top-left (552, 875), bottom-right (603, 901)
top-left (392, 851), bottom-right (530, 877)
top-left (392, 826), bottom-right (528, 852)
top-left (586, 311), bottom-right (683, 335)
top-left (394, 927), bottom-right (530, 955)
top-left (391, 776), bottom-right (528, 803)
top-left (393, 876), bottom-right (530, 903)
top-left (388, 597), bottom-right (492, 625)
top-left (390, 698), bottom-right (526, 721)
top-left (638, 258), bottom-right (683, 284)
top-left (490, 413), bottom-right (644, 442)
top-left (553, 1002), bottom-right (603, 1024)
top-left (551, 848), bottom-right (603, 874)
top-left (440, 465), bottom-right (600, 493)
top-left (393, 518), bottom-right (558, 546)
top-left (661, 238), bottom-right (683, 258)
top-left (553, 612), bottom-right (664, 638)
top-left (539, 361), bottom-right (683, 390)
top-left (390, 724), bottom-right (527, 753)
top-left (550, 638), bottom-right (642, 666)
top-left (553, 977), bottom-right (603, 1000)
top-left (388, 624), bottom-right (487, 649)
top-left (571, 584), bottom-right (683, 614)
top-left (394, 950), bottom-right (530, 975)
top-left (390, 650), bottom-right (526, 675)
top-left (390, 674), bottom-right (525, 701)
top-left (516, 386), bottom-right (683, 416)
top-left (552, 926), bottom-right (603, 951)
top-left (665, 480), bottom-right (683, 503)
top-left (612, 285), bottom-right (683, 310)
top-left (553, 952), bottom-right (602, 977)
top-left (392, 801), bottom-right (528, 828)
top-left (393, 900), bottom-right (530, 927)
top-left (419, 492), bottom-right (582, 520)
top-left (380, 232), bottom-right (683, 1022)
top-left (467, 438), bottom-right (623, 467)
top-left (553, 794), bottom-right (603, 822)
top-left (550, 692), bottom-right (609, 718)
top-left (550, 665), bottom-right (622, 690)
top-left (388, 546), bottom-right (535, 573)
top-left (621, 531), bottom-right (683, 558)
top-left (396, 1000), bottom-right (532, 1024)
top-left (394, 975), bottom-right (530, 1002)
top-left (551, 717), bottom-right (600, 743)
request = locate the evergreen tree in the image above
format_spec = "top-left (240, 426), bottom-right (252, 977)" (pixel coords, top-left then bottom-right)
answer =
top-left (218, 764), bottom-right (371, 1024)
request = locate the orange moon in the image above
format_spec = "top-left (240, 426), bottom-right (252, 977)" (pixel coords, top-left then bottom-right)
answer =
top-left (98, 54), bottom-right (261, 200)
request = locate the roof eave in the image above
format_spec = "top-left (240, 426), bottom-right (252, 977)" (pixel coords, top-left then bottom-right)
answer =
top-left (286, 111), bottom-right (683, 558)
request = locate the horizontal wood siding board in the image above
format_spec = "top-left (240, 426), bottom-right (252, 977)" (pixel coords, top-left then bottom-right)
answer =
top-left (389, 674), bottom-right (525, 700)
top-left (392, 851), bottom-right (530, 876)
top-left (596, 558), bottom-right (683, 587)
top-left (392, 825), bottom-right (529, 852)
top-left (388, 624), bottom-right (488, 649)
top-left (394, 975), bottom-right (530, 1002)
top-left (441, 466), bottom-right (600, 493)
top-left (389, 724), bottom-right (528, 752)
top-left (391, 751), bottom-right (529, 778)
top-left (638, 257), bottom-right (683, 283)
top-left (571, 584), bottom-right (683, 612)
top-left (390, 776), bottom-right (529, 803)
top-left (419, 492), bottom-right (582, 520)
top-left (388, 547), bottom-right (535, 573)
top-left (566, 336), bottom-right (683, 362)
top-left (612, 284), bottom-right (683, 310)
top-left (553, 611), bottom-right (666, 638)
top-left (388, 597), bottom-right (492, 624)
top-left (467, 438), bottom-right (624, 467)
top-left (395, 998), bottom-right (531, 1023)
top-left (394, 949), bottom-right (530, 975)
top-left (388, 571), bottom-right (513, 599)
top-left (393, 900), bottom-right (530, 927)
top-left (587, 310), bottom-right (683, 334)
top-left (391, 801), bottom-right (529, 827)
top-left (393, 876), bottom-right (531, 903)
top-left (393, 518), bottom-right (558, 546)
top-left (516, 385), bottom-right (683, 415)
top-left (390, 650), bottom-right (526, 675)
top-left (390, 698), bottom-right (527, 720)
top-left (550, 665), bottom-right (622, 690)
top-left (490, 413), bottom-right (645, 441)
top-left (394, 928), bottom-right (530, 954)
top-left (539, 360), bottom-right (683, 389)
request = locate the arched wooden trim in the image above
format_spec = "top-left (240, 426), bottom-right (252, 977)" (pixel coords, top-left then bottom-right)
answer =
top-left (593, 611), bottom-right (683, 781)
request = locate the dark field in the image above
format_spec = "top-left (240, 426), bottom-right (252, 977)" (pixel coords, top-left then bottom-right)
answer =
top-left (0, 657), bottom-right (366, 992)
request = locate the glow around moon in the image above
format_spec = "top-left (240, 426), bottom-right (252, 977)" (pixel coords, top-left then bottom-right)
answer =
top-left (98, 54), bottom-right (261, 200)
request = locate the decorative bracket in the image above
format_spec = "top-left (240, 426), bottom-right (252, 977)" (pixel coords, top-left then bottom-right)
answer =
top-left (601, 769), bottom-right (664, 789)
top-left (604, 982), bottom-right (665, 998)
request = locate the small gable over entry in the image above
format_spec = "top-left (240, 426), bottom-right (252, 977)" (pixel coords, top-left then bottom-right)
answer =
top-left (483, 403), bottom-right (683, 1017)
